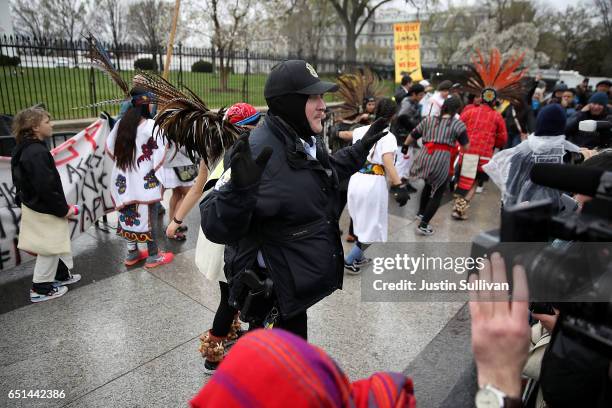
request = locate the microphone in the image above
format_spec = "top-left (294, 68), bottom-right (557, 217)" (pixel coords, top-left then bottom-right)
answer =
top-left (530, 163), bottom-right (606, 196)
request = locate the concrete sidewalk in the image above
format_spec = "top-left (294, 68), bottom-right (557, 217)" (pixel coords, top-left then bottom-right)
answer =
top-left (0, 184), bottom-right (501, 407)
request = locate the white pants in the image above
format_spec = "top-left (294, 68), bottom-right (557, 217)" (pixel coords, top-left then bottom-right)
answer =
top-left (33, 252), bottom-right (73, 283)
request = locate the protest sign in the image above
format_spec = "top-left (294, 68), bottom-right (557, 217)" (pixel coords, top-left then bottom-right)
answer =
top-left (0, 118), bottom-right (114, 270)
top-left (394, 22), bottom-right (424, 83)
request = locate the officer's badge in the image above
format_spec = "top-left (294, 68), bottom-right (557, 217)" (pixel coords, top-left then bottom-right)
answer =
top-left (306, 63), bottom-right (318, 78)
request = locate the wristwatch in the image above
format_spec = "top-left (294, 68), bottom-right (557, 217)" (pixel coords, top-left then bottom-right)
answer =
top-left (475, 384), bottom-right (522, 408)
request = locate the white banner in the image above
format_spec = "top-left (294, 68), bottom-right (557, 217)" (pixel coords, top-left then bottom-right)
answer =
top-left (0, 118), bottom-right (114, 270)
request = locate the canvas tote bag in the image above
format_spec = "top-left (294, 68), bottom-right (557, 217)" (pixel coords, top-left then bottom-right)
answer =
top-left (18, 205), bottom-right (71, 256)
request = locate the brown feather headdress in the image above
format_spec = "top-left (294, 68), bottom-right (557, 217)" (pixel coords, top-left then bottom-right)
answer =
top-left (73, 34), bottom-right (132, 109)
top-left (83, 33), bottom-right (239, 168)
top-left (463, 48), bottom-right (527, 106)
top-left (132, 71), bottom-right (241, 168)
top-left (334, 68), bottom-right (386, 120)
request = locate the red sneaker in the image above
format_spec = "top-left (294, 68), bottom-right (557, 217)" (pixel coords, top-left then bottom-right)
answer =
top-left (145, 251), bottom-right (174, 269)
top-left (124, 250), bottom-right (149, 266)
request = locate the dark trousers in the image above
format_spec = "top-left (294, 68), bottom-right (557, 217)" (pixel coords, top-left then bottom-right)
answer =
top-left (419, 183), bottom-right (446, 224)
top-left (211, 281), bottom-right (238, 337)
top-left (276, 311), bottom-right (308, 340)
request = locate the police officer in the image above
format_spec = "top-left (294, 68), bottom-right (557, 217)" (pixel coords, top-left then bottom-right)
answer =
top-left (200, 60), bottom-right (388, 340)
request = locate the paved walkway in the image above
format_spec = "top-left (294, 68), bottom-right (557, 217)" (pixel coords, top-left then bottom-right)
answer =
top-left (0, 183), bottom-right (501, 408)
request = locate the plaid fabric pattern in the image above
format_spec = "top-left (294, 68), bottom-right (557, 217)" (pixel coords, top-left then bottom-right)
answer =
top-left (459, 104), bottom-right (508, 164)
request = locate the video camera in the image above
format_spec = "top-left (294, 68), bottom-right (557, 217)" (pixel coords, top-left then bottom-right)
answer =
top-left (471, 163), bottom-right (612, 357)
top-left (579, 119), bottom-right (612, 134)
top-left (578, 119), bottom-right (612, 149)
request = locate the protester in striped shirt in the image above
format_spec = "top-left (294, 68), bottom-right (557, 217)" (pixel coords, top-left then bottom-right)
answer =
top-left (403, 97), bottom-right (470, 235)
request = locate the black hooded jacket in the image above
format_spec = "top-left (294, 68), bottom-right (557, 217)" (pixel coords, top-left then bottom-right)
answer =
top-left (200, 113), bottom-right (370, 319)
top-left (11, 138), bottom-right (69, 217)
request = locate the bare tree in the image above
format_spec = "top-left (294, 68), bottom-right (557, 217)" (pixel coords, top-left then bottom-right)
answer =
top-left (485, 0), bottom-right (539, 33)
top-left (101, 0), bottom-right (127, 49)
top-left (543, 5), bottom-right (593, 69)
top-left (101, 0), bottom-right (128, 69)
top-left (423, 7), bottom-right (480, 66)
top-left (270, 0), bottom-right (335, 61)
top-left (41, 0), bottom-right (89, 43)
top-left (594, 0), bottom-right (612, 41)
top-left (327, 0), bottom-right (393, 61)
top-left (485, 0), bottom-right (510, 32)
top-left (11, 0), bottom-right (55, 38)
top-left (189, 0), bottom-right (253, 91)
top-left (128, 0), bottom-right (172, 71)
top-left (328, 0), bottom-right (433, 61)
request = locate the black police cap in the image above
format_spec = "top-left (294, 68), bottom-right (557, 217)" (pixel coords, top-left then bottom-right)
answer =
top-left (264, 60), bottom-right (339, 99)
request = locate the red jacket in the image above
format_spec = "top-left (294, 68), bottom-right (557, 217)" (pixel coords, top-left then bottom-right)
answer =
top-left (459, 104), bottom-right (507, 167)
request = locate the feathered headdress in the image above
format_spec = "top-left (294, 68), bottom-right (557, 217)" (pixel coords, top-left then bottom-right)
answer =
top-left (132, 71), bottom-right (241, 168)
top-left (334, 68), bottom-right (386, 120)
top-left (464, 48), bottom-right (527, 106)
top-left (84, 33), bottom-right (239, 168)
top-left (75, 34), bottom-right (154, 109)
top-left (78, 35), bottom-right (133, 108)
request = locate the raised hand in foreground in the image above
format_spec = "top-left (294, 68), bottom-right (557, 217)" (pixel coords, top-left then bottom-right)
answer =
top-left (470, 252), bottom-right (530, 402)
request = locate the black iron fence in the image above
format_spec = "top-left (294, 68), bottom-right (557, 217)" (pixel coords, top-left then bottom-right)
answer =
top-left (0, 35), bottom-right (397, 121)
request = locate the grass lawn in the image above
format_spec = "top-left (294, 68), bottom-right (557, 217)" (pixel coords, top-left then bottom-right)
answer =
top-left (1, 67), bottom-right (396, 120)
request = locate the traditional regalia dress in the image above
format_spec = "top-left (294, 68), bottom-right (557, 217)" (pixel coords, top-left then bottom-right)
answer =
top-left (106, 118), bottom-right (162, 242)
top-left (153, 143), bottom-right (197, 189)
top-left (452, 49), bottom-right (526, 219)
top-left (347, 125), bottom-right (397, 242)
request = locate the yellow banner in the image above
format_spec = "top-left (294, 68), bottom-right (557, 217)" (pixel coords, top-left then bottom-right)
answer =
top-left (393, 22), bottom-right (423, 83)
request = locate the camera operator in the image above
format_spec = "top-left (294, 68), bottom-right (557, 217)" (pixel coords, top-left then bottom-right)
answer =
top-left (519, 152), bottom-right (612, 408)
top-left (565, 92), bottom-right (612, 149)
top-left (538, 152), bottom-right (612, 408)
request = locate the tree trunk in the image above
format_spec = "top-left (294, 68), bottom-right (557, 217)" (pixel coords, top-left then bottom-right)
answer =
top-left (345, 24), bottom-right (357, 62)
top-left (219, 49), bottom-right (228, 91)
top-left (114, 42), bottom-right (122, 71)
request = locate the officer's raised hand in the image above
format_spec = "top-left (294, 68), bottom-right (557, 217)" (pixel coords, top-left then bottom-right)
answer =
top-left (230, 133), bottom-right (273, 188)
top-left (360, 117), bottom-right (389, 151)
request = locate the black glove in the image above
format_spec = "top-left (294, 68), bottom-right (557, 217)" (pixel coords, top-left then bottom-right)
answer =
top-left (401, 144), bottom-right (409, 155)
top-left (360, 118), bottom-right (389, 151)
top-left (390, 184), bottom-right (410, 207)
top-left (229, 133), bottom-right (273, 188)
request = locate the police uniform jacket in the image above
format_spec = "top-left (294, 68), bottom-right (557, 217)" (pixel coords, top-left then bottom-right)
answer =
top-left (200, 113), bottom-right (370, 319)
